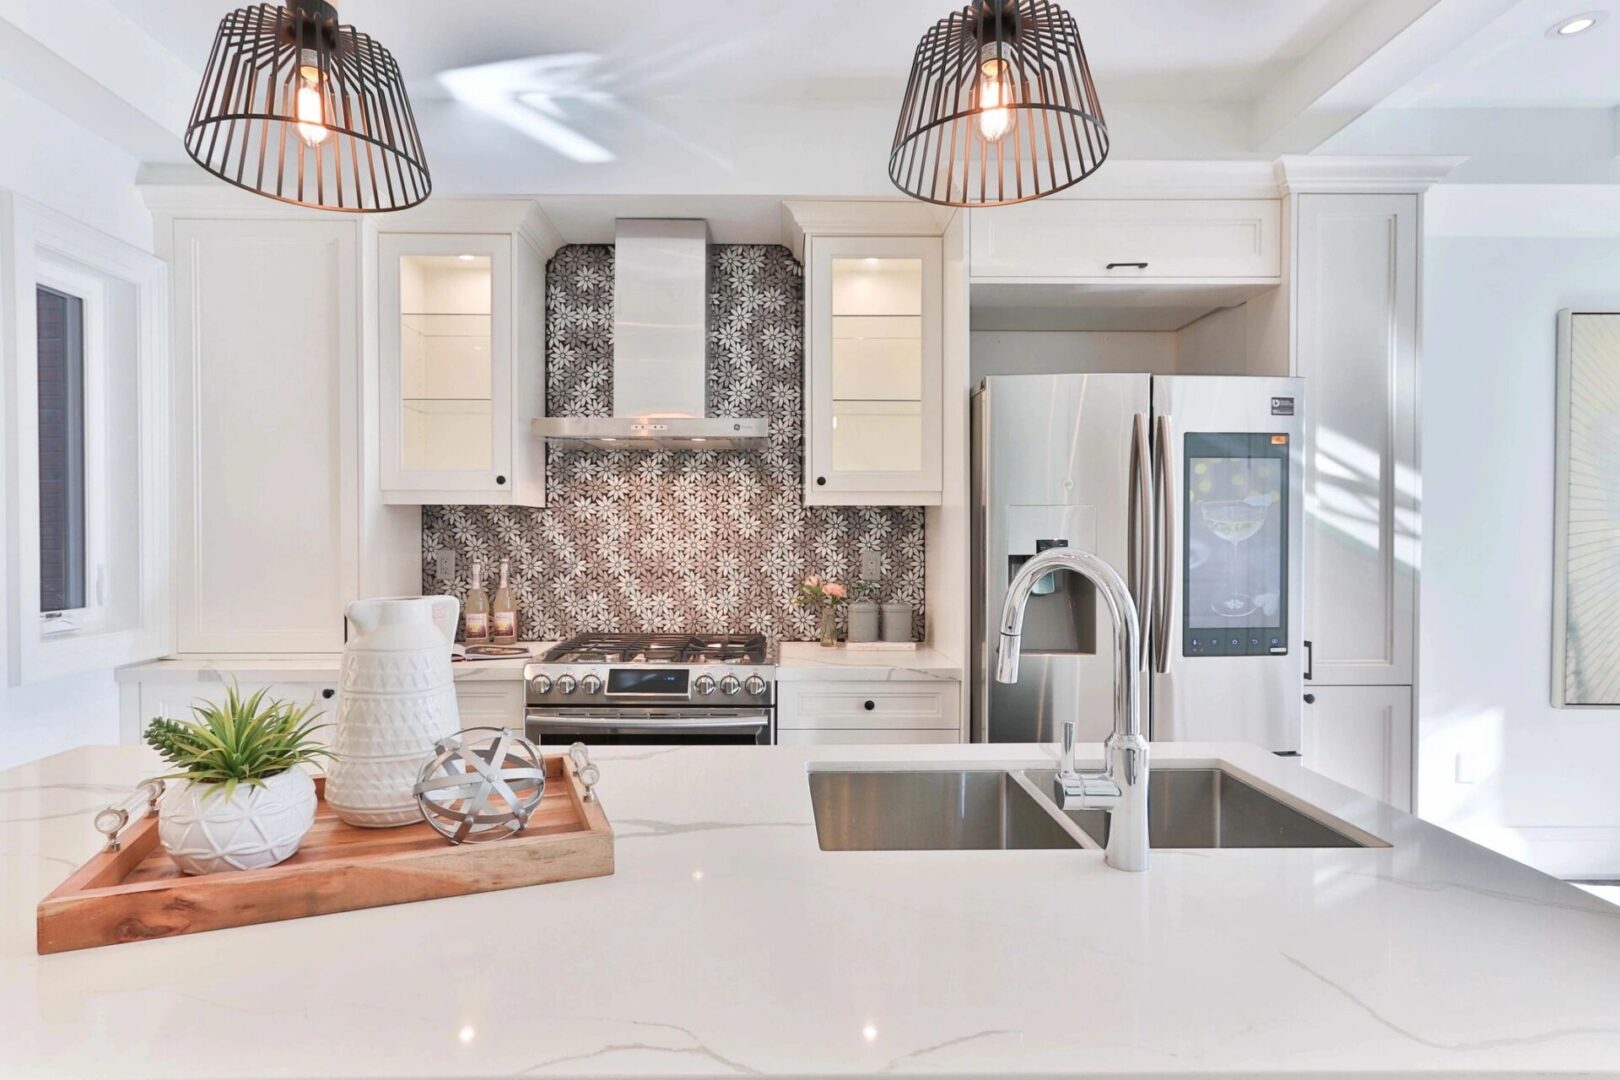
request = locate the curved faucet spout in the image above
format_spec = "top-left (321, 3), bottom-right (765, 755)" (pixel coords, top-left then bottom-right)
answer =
top-left (994, 547), bottom-right (1150, 872)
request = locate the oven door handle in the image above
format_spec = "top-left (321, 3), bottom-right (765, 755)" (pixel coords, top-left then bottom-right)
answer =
top-left (525, 712), bottom-right (772, 730)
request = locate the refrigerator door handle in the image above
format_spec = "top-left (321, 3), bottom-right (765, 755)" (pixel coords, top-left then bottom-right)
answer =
top-left (1153, 413), bottom-right (1175, 674)
top-left (1127, 412), bottom-right (1153, 671)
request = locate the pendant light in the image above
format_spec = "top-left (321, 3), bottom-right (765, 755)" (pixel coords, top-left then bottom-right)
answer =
top-left (185, 0), bottom-right (430, 212)
top-left (890, 0), bottom-right (1108, 208)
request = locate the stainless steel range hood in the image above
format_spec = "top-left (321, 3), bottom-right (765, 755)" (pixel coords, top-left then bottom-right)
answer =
top-left (531, 219), bottom-right (769, 450)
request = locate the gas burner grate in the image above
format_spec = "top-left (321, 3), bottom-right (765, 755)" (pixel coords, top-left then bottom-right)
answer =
top-left (544, 633), bottom-right (770, 665)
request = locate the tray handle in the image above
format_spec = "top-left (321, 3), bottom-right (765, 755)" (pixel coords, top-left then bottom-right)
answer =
top-left (94, 780), bottom-right (164, 852)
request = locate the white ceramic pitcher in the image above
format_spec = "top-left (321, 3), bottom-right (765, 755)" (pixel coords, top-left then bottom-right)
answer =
top-left (325, 595), bottom-right (462, 827)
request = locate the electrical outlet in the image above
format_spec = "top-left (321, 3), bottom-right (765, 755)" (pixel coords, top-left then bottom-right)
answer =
top-left (433, 548), bottom-right (457, 582)
top-left (859, 548), bottom-right (882, 580)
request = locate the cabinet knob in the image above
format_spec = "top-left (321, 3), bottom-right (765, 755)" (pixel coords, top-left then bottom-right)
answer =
top-left (496, 475), bottom-right (507, 485)
top-left (322, 688), bottom-right (336, 700)
top-left (816, 476), bottom-right (827, 486)
top-left (1303, 693), bottom-right (1316, 705)
top-left (863, 700), bottom-right (876, 712)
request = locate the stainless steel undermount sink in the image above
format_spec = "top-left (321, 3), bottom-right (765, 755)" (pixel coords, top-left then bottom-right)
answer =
top-left (809, 766), bottom-right (1375, 852)
top-left (807, 769), bottom-right (1083, 851)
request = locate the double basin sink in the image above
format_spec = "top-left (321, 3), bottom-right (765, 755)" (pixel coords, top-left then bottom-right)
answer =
top-left (808, 766), bottom-right (1373, 851)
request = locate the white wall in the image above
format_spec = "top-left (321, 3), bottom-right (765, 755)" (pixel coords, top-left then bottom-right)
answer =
top-left (0, 73), bottom-right (151, 251)
top-left (0, 71), bottom-right (150, 766)
top-left (1420, 188), bottom-right (1620, 878)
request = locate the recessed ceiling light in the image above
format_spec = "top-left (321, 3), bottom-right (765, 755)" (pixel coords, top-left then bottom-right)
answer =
top-left (1549, 11), bottom-right (1605, 36)
top-left (457, 254), bottom-right (476, 261)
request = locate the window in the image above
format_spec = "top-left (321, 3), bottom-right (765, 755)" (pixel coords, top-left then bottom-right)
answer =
top-left (2, 195), bottom-right (170, 685)
top-left (35, 285), bottom-right (88, 617)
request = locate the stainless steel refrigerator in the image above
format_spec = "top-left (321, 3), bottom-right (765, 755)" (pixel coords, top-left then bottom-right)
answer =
top-left (972, 374), bottom-right (1305, 752)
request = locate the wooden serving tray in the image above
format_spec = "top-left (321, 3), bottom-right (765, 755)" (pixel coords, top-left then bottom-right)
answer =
top-left (37, 754), bottom-right (613, 954)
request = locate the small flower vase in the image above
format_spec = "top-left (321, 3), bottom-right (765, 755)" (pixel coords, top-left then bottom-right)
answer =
top-left (818, 606), bottom-right (838, 648)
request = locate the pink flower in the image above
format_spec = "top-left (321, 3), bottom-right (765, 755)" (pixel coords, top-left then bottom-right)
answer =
top-left (824, 583), bottom-right (847, 599)
top-left (805, 575), bottom-right (821, 587)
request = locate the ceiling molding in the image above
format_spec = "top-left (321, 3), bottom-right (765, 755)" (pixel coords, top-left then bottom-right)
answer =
top-left (781, 200), bottom-right (956, 261)
top-left (1274, 155), bottom-right (1468, 195)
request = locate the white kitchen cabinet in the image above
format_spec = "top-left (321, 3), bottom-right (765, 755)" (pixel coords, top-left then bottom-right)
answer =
top-left (777, 680), bottom-right (962, 743)
top-left (777, 728), bottom-right (960, 746)
top-left (805, 236), bottom-right (943, 506)
top-left (454, 680), bottom-right (525, 732)
top-left (969, 199), bottom-right (1282, 282)
top-left (171, 219), bottom-right (365, 654)
top-left (1295, 194), bottom-right (1419, 686)
top-left (123, 678), bottom-right (341, 744)
top-left (1301, 685), bottom-right (1413, 812)
top-left (378, 231), bottom-right (545, 506)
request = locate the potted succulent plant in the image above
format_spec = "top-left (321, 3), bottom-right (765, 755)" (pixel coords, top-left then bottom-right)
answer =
top-left (144, 685), bottom-right (330, 875)
top-left (794, 575), bottom-right (847, 647)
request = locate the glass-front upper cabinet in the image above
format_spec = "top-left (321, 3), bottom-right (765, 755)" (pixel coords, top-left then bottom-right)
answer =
top-left (806, 236), bottom-right (942, 506)
top-left (379, 233), bottom-right (544, 506)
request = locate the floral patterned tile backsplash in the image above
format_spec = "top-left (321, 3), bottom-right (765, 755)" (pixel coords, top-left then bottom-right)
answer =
top-left (421, 244), bottom-right (926, 642)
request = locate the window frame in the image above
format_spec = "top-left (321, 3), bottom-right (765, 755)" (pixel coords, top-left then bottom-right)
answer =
top-left (2, 195), bottom-right (171, 686)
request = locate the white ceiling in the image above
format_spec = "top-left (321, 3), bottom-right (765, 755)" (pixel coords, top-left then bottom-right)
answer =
top-left (1386, 0), bottom-right (1620, 108)
top-left (108, 0), bottom-right (1367, 106)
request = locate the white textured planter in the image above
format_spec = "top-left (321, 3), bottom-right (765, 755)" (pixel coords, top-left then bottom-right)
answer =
top-left (157, 768), bottom-right (317, 876)
top-left (325, 596), bottom-right (462, 827)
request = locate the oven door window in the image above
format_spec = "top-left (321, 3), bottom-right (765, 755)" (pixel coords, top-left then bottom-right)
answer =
top-left (1182, 432), bottom-right (1289, 657)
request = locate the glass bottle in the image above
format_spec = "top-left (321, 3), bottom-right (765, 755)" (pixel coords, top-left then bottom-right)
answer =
top-left (464, 560), bottom-right (490, 645)
top-left (492, 558), bottom-right (518, 645)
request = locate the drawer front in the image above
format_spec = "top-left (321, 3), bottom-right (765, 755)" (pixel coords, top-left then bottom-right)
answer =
top-left (777, 728), bottom-right (961, 745)
top-left (778, 682), bottom-right (960, 732)
top-left (970, 199), bottom-right (1281, 280)
top-left (136, 680), bottom-right (341, 742)
top-left (455, 681), bottom-right (525, 732)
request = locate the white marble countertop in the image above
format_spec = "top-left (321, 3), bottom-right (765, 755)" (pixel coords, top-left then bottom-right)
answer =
top-left (114, 646), bottom-right (556, 685)
top-left (774, 642), bottom-right (962, 681)
top-left (6, 740), bottom-right (1619, 1078)
top-left (118, 642), bottom-right (963, 686)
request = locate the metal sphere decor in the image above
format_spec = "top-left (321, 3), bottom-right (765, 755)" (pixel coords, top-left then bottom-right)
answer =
top-left (413, 728), bottom-right (546, 844)
top-left (890, 0), bottom-right (1108, 208)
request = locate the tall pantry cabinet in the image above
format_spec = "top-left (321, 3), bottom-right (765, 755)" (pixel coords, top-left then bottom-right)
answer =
top-left (1284, 173), bottom-right (1434, 813)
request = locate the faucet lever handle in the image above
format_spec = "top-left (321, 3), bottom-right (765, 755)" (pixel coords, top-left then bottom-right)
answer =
top-left (1060, 719), bottom-right (1077, 777)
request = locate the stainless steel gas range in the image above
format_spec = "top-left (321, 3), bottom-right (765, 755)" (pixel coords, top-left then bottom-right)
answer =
top-left (524, 633), bottom-right (777, 746)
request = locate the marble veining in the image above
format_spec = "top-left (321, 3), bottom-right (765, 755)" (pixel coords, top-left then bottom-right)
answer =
top-left (7, 742), bottom-right (1620, 1078)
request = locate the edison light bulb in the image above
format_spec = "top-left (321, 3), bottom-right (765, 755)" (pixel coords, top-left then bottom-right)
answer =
top-left (977, 57), bottom-right (1013, 142)
top-left (295, 65), bottom-right (330, 146)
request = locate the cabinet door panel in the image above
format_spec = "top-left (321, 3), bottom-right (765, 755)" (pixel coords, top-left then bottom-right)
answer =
top-left (1297, 194), bottom-right (1418, 684)
top-left (969, 199), bottom-right (1282, 280)
top-left (1302, 685), bottom-right (1412, 812)
top-left (807, 237), bottom-right (942, 504)
top-left (380, 234), bottom-right (512, 495)
top-left (173, 220), bottom-right (357, 653)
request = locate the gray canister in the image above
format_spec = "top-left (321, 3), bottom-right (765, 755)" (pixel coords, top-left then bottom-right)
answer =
top-left (847, 601), bottom-right (880, 643)
top-left (880, 602), bottom-right (914, 643)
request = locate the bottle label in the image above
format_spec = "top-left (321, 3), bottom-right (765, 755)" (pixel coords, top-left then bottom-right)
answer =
top-left (464, 613), bottom-right (490, 641)
top-left (492, 612), bottom-right (517, 639)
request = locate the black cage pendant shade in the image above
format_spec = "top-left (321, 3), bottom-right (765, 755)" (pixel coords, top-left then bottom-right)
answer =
top-left (890, 0), bottom-right (1108, 208)
top-left (185, 0), bottom-right (430, 212)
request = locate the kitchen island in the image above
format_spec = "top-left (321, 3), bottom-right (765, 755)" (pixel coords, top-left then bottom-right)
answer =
top-left (5, 741), bottom-right (1619, 1078)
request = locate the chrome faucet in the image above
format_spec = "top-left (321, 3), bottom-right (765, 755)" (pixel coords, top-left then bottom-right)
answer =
top-left (995, 548), bottom-right (1150, 872)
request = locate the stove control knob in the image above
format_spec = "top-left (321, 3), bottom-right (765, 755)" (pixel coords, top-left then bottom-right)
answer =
top-left (693, 675), bottom-right (716, 696)
top-left (719, 675), bottom-right (742, 696)
top-left (581, 674), bottom-right (603, 696)
top-left (557, 675), bottom-right (578, 696)
top-left (531, 674), bottom-right (553, 696)
top-left (744, 675), bottom-right (767, 697)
